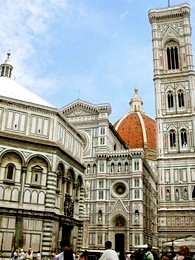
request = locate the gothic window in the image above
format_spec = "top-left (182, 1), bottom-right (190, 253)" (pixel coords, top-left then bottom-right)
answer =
top-left (98, 190), bottom-right (103, 200)
top-left (114, 143), bottom-right (117, 150)
top-left (99, 161), bottom-right (104, 172)
top-left (6, 164), bottom-right (15, 180)
top-left (100, 137), bottom-right (105, 145)
top-left (135, 235), bottom-right (140, 245)
top-left (111, 163), bottom-right (114, 173)
top-left (118, 162), bottom-right (121, 172)
top-left (178, 90), bottom-right (185, 108)
top-left (167, 91), bottom-right (174, 109)
top-left (93, 164), bottom-right (97, 173)
top-left (134, 160), bottom-right (139, 171)
top-left (134, 189), bottom-right (140, 199)
top-left (99, 179), bottom-right (103, 188)
top-left (98, 233), bottom-right (103, 244)
top-left (180, 129), bottom-right (187, 147)
top-left (100, 126), bottom-right (106, 135)
top-left (167, 42), bottom-right (179, 70)
top-left (125, 162), bottom-right (128, 172)
top-left (134, 178), bottom-right (140, 187)
top-left (169, 130), bottom-right (176, 148)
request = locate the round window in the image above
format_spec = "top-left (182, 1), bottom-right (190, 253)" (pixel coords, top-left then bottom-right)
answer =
top-left (115, 183), bottom-right (126, 195)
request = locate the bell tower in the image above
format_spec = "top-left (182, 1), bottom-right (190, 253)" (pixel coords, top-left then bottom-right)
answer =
top-left (148, 4), bottom-right (195, 245)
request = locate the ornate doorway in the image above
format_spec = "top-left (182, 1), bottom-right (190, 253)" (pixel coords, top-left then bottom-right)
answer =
top-left (115, 233), bottom-right (124, 253)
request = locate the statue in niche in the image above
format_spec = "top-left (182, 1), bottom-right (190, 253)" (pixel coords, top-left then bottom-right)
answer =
top-left (166, 188), bottom-right (170, 200)
top-left (183, 188), bottom-right (188, 199)
top-left (175, 189), bottom-right (179, 200)
top-left (98, 210), bottom-right (102, 221)
top-left (135, 210), bottom-right (139, 224)
top-left (85, 181), bottom-right (90, 197)
top-left (115, 216), bottom-right (125, 227)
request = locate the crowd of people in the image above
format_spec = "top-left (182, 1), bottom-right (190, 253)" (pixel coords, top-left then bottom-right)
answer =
top-left (10, 243), bottom-right (194, 260)
top-left (11, 248), bottom-right (41, 260)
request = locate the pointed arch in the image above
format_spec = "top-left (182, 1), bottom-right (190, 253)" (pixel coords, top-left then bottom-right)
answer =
top-left (166, 41), bottom-right (180, 70)
top-left (169, 129), bottom-right (176, 148)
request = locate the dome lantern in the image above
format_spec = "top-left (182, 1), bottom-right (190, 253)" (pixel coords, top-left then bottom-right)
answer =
top-left (0, 51), bottom-right (13, 78)
top-left (129, 87), bottom-right (144, 112)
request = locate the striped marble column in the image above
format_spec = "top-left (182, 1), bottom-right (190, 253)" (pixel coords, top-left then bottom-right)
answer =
top-left (45, 171), bottom-right (56, 209)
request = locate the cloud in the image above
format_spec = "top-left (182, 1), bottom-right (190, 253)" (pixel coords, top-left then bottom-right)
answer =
top-left (0, 0), bottom-right (69, 91)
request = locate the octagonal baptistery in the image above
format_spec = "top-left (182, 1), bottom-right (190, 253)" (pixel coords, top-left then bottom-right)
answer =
top-left (114, 88), bottom-right (157, 160)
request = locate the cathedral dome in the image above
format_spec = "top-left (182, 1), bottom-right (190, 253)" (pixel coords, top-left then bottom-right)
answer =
top-left (0, 53), bottom-right (54, 108)
top-left (114, 88), bottom-right (156, 151)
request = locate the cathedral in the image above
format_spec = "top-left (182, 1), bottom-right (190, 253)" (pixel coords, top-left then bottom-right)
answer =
top-left (0, 2), bottom-right (194, 259)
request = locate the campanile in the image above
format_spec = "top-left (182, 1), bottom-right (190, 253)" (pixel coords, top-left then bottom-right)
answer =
top-left (148, 4), bottom-right (195, 245)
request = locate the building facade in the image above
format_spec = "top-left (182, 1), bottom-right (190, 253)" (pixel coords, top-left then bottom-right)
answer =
top-left (0, 54), bottom-right (85, 258)
top-left (61, 94), bottom-right (158, 252)
top-left (148, 4), bottom-right (195, 246)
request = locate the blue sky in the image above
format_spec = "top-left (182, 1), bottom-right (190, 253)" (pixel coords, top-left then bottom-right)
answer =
top-left (0, 0), bottom-right (194, 123)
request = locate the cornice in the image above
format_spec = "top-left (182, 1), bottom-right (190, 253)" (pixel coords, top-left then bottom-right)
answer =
top-left (148, 4), bottom-right (190, 24)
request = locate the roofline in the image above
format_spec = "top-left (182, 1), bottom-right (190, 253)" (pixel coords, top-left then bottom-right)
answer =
top-left (109, 122), bottom-right (129, 149)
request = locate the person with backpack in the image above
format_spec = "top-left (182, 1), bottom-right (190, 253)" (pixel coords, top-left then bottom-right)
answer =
top-left (143, 245), bottom-right (154, 260)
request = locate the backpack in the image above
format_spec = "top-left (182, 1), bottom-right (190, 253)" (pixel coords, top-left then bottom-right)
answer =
top-left (143, 252), bottom-right (152, 260)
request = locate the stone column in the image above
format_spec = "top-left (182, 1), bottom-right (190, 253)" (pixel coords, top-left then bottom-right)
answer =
top-left (41, 219), bottom-right (53, 257)
top-left (45, 171), bottom-right (56, 209)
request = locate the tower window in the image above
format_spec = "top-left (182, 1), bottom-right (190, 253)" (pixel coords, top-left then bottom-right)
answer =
top-left (167, 91), bottom-right (174, 109)
top-left (180, 129), bottom-right (187, 147)
top-left (111, 163), bottom-right (114, 173)
top-left (167, 45), bottom-right (179, 70)
top-left (134, 160), bottom-right (139, 171)
top-left (169, 130), bottom-right (176, 148)
top-left (178, 90), bottom-right (185, 108)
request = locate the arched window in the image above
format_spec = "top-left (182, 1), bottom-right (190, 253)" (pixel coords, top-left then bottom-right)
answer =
top-left (167, 42), bottom-right (179, 70)
top-left (6, 164), bottom-right (15, 180)
top-left (111, 163), bottom-right (114, 173)
top-left (118, 163), bottom-right (121, 172)
top-left (125, 162), bottom-right (128, 172)
top-left (169, 130), bottom-right (176, 148)
top-left (93, 164), bottom-right (97, 173)
top-left (180, 129), bottom-right (187, 147)
top-left (178, 90), bottom-right (185, 108)
top-left (167, 91), bottom-right (174, 109)
top-left (134, 161), bottom-right (139, 171)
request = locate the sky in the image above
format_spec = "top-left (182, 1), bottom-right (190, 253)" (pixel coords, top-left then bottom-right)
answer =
top-left (0, 0), bottom-right (195, 123)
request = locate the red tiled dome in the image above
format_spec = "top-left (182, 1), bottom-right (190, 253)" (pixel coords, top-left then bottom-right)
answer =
top-left (114, 88), bottom-right (156, 150)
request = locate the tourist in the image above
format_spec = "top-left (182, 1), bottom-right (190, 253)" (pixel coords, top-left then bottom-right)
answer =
top-left (99, 241), bottom-right (119, 260)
